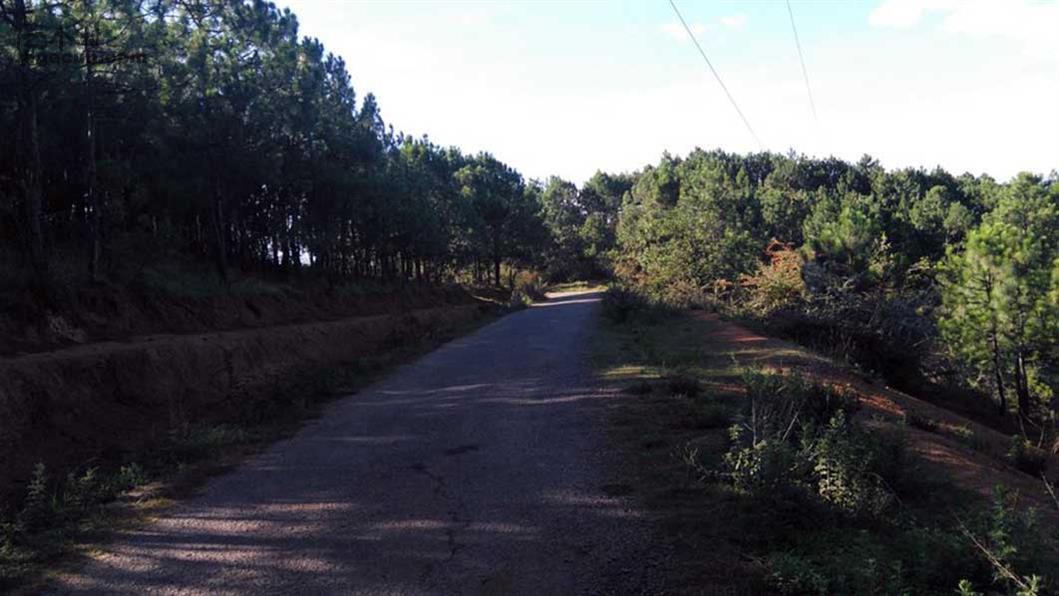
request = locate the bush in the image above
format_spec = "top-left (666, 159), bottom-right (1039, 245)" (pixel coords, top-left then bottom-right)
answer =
top-left (950, 424), bottom-right (978, 447)
top-left (165, 424), bottom-right (248, 462)
top-left (904, 410), bottom-right (940, 432)
top-left (724, 371), bottom-right (907, 518)
top-left (689, 402), bottom-right (730, 429)
top-left (1007, 437), bottom-right (1049, 477)
top-left (15, 464), bottom-right (52, 534)
top-left (812, 411), bottom-right (902, 517)
top-left (666, 374), bottom-right (701, 398)
top-left (738, 240), bottom-right (806, 316)
top-left (509, 271), bottom-right (546, 307)
top-left (601, 286), bottom-right (649, 323)
top-left (738, 370), bottom-right (859, 445)
top-left (724, 438), bottom-right (804, 499)
top-left (766, 552), bottom-right (829, 595)
top-left (960, 486), bottom-right (1051, 595)
top-left (622, 380), bottom-right (653, 395)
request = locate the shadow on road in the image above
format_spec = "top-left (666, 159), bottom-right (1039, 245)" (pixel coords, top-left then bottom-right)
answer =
top-left (53, 290), bottom-right (657, 594)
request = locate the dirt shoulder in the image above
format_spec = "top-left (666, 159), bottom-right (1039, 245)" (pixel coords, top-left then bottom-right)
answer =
top-left (1, 298), bottom-right (503, 592)
top-left (686, 311), bottom-right (1057, 512)
top-left (0, 279), bottom-right (481, 357)
top-left (0, 301), bottom-right (497, 500)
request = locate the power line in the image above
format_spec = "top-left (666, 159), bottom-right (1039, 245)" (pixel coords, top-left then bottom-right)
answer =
top-left (786, 0), bottom-right (818, 122)
top-left (667, 0), bottom-right (762, 150)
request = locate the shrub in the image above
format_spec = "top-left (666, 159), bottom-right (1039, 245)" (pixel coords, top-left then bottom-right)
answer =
top-left (601, 286), bottom-right (649, 323)
top-left (509, 271), bottom-right (546, 307)
top-left (950, 424), bottom-right (978, 447)
top-left (622, 380), bottom-right (653, 395)
top-left (690, 402), bottom-right (730, 429)
top-left (811, 411), bottom-right (901, 517)
top-left (15, 464), bottom-right (52, 534)
top-left (725, 371), bottom-right (905, 518)
top-left (766, 552), bottom-right (829, 595)
top-left (166, 424), bottom-right (248, 461)
top-left (738, 240), bottom-right (806, 316)
top-left (904, 410), bottom-right (940, 432)
top-left (62, 467), bottom-right (107, 513)
top-left (666, 374), bottom-right (701, 398)
top-left (959, 486), bottom-right (1050, 595)
top-left (724, 438), bottom-right (803, 499)
top-left (738, 370), bottom-right (859, 445)
top-left (1007, 437), bottom-right (1049, 477)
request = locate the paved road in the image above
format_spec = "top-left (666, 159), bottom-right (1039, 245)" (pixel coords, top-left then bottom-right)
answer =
top-left (52, 291), bottom-right (656, 595)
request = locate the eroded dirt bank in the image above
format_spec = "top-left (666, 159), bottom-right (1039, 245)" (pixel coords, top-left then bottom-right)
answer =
top-left (0, 302), bottom-right (493, 499)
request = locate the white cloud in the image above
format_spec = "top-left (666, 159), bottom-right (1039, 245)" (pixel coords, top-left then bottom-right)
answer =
top-left (659, 22), bottom-right (710, 42)
top-left (719, 14), bottom-right (747, 30)
top-left (939, 0), bottom-right (1059, 58)
top-left (869, 0), bottom-right (1059, 57)
top-left (660, 14), bottom-right (745, 42)
top-left (868, 0), bottom-right (955, 28)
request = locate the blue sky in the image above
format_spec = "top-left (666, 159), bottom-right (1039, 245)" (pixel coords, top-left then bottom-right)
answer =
top-left (281, 0), bottom-right (1058, 184)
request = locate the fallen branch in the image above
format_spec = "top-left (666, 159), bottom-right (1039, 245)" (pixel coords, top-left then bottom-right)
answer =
top-left (954, 514), bottom-right (1034, 594)
top-left (1043, 473), bottom-right (1059, 511)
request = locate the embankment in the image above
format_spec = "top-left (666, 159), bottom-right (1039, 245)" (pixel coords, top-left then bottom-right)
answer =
top-left (0, 301), bottom-right (494, 499)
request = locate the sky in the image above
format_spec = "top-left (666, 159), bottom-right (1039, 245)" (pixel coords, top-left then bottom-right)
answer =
top-left (280, 0), bottom-right (1059, 185)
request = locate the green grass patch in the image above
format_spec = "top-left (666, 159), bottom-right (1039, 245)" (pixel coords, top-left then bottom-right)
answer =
top-left (545, 280), bottom-right (607, 294)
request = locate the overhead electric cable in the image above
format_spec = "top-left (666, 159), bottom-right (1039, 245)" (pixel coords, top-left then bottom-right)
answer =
top-left (786, 0), bottom-right (818, 122)
top-left (667, 0), bottom-right (763, 149)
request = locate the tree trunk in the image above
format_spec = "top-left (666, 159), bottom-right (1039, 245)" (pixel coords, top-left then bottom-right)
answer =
top-left (14, 0), bottom-right (48, 281)
top-left (211, 188), bottom-right (228, 282)
top-left (1015, 351), bottom-right (1031, 431)
top-left (991, 331), bottom-right (1007, 416)
top-left (83, 11), bottom-right (101, 280)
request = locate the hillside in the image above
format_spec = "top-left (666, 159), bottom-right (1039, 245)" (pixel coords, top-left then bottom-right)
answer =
top-left (594, 298), bottom-right (1058, 594)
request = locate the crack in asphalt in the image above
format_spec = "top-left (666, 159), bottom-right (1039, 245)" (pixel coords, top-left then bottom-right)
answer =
top-left (410, 460), bottom-right (472, 591)
top-left (50, 291), bottom-right (658, 595)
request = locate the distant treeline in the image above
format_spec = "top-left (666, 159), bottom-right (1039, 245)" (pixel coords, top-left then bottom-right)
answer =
top-left (596, 148), bottom-right (1058, 434)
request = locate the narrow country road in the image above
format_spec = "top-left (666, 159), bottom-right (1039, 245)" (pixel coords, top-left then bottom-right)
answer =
top-left (52, 291), bottom-right (657, 595)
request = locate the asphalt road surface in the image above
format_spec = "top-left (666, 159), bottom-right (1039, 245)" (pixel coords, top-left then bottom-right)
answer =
top-left (52, 291), bottom-right (657, 595)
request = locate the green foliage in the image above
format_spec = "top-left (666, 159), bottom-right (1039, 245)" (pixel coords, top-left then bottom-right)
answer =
top-left (601, 286), bottom-right (650, 324)
top-left (765, 551), bottom-right (829, 595)
top-left (508, 271), bottom-right (546, 307)
top-left (812, 411), bottom-right (902, 517)
top-left (963, 486), bottom-right (1051, 595)
top-left (622, 380), bottom-right (653, 396)
top-left (0, 0), bottom-right (562, 291)
top-left (4, 460), bottom-right (150, 555)
top-left (665, 374), bottom-right (702, 398)
top-left (723, 372), bottom-right (912, 519)
top-left (738, 242), bottom-right (806, 315)
top-left (904, 411), bottom-right (940, 433)
top-left (15, 464), bottom-right (51, 535)
top-left (1006, 437), bottom-right (1049, 477)
top-left (608, 148), bottom-right (1057, 437)
top-left (950, 424), bottom-right (979, 447)
top-left (803, 193), bottom-right (884, 281)
top-left (725, 437), bottom-right (804, 499)
top-left (736, 370), bottom-right (860, 445)
top-left (956, 578), bottom-right (982, 596)
top-left (939, 174), bottom-right (1059, 421)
